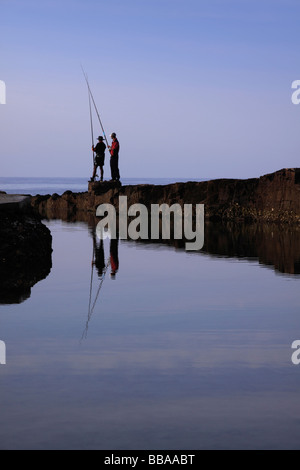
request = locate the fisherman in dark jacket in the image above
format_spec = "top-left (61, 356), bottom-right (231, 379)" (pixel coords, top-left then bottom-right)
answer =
top-left (91, 136), bottom-right (106, 181)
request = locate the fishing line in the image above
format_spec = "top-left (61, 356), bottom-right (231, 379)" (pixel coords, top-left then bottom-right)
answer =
top-left (81, 65), bottom-right (110, 149)
top-left (87, 77), bottom-right (95, 166)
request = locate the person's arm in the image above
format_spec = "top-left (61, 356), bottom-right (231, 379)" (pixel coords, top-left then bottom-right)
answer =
top-left (94, 143), bottom-right (100, 154)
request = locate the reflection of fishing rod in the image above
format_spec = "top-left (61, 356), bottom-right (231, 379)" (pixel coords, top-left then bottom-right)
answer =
top-left (81, 65), bottom-right (109, 149)
top-left (82, 257), bottom-right (110, 341)
top-left (90, 259), bottom-right (110, 313)
top-left (87, 238), bottom-right (95, 317)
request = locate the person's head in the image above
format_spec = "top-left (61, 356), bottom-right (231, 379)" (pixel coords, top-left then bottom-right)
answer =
top-left (97, 136), bottom-right (104, 141)
top-left (110, 132), bottom-right (116, 140)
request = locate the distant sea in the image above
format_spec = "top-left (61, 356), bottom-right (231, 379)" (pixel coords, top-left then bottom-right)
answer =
top-left (0, 176), bottom-right (204, 196)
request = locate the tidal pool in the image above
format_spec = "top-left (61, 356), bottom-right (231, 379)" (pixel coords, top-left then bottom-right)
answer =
top-left (0, 219), bottom-right (300, 450)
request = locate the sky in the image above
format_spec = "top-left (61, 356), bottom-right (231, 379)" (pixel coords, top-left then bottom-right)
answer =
top-left (1, 0), bottom-right (300, 179)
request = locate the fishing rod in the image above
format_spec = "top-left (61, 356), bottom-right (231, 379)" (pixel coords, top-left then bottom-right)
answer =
top-left (87, 76), bottom-right (95, 166)
top-left (81, 65), bottom-right (110, 149)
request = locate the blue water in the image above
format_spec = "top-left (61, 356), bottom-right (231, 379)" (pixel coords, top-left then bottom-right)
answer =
top-left (0, 179), bottom-right (300, 450)
top-left (0, 176), bottom-right (204, 196)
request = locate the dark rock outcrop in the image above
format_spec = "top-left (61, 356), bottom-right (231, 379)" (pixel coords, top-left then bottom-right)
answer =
top-left (0, 204), bottom-right (52, 304)
top-left (31, 168), bottom-right (300, 224)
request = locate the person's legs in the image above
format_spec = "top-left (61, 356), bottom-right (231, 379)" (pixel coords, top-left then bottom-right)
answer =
top-left (91, 164), bottom-right (97, 180)
top-left (115, 156), bottom-right (120, 180)
top-left (100, 166), bottom-right (104, 181)
top-left (110, 158), bottom-right (115, 180)
top-left (110, 157), bottom-right (120, 181)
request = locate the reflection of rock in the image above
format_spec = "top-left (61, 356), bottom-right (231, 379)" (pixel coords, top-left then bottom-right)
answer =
top-left (31, 168), bottom-right (300, 223)
top-left (123, 221), bottom-right (300, 276)
top-left (0, 210), bottom-right (52, 304)
top-left (30, 203), bottom-right (300, 276)
top-left (29, 168), bottom-right (300, 277)
top-left (202, 222), bottom-right (300, 275)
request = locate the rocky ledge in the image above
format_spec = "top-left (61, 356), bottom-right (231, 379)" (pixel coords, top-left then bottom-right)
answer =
top-left (0, 195), bottom-right (53, 304)
top-left (31, 168), bottom-right (300, 224)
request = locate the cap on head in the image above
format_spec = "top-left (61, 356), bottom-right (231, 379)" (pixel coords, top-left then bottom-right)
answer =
top-left (97, 136), bottom-right (103, 141)
top-left (110, 132), bottom-right (116, 138)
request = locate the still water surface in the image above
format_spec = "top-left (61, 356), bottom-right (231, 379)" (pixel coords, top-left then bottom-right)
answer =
top-left (0, 218), bottom-right (300, 449)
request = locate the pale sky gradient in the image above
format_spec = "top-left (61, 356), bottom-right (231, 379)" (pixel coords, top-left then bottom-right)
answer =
top-left (1, 0), bottom-right (300, 179)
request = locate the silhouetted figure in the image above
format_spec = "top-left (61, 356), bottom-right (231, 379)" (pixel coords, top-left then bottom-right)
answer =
top-left (92, 232), bottom-right (105, 278)
top-left (108, 132), bottom-right (120, 182)
top-left (91, 136), bottom-right (106, 182)
top-left (110, 237), bottom-right (119, 278)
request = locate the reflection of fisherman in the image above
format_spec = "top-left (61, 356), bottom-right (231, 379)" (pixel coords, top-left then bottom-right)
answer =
top-left (92, 231), bottom-right (105, 278)
top-left (91, 136), bottom-right (106, 182)
top-left (110, 237), bottom-right (119, 278)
